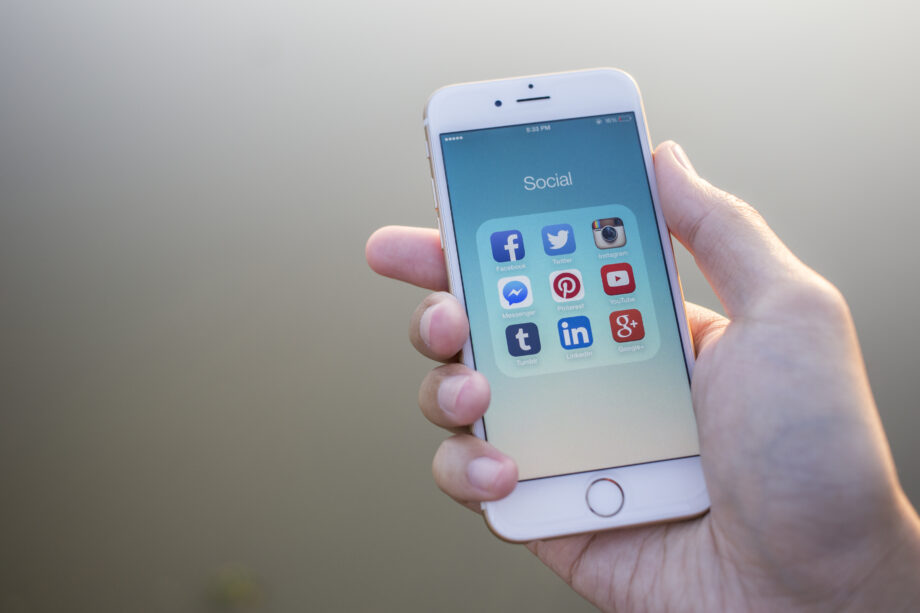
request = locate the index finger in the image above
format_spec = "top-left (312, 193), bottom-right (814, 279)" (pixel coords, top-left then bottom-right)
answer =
top-left (366, 226), bottom-right (448, 291)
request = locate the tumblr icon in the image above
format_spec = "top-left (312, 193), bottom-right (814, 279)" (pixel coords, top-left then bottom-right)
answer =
top-left (505, 323), bottom-right (541, 357)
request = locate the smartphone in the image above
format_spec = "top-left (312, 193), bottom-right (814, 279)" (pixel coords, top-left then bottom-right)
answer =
top-left (424, 69), bottom-right (708, 542)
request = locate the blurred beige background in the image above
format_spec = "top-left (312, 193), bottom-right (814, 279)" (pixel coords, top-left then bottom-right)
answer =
top-left (1, 1), bottom-right (918, 611)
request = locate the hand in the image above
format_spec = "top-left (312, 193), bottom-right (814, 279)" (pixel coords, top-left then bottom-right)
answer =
top-left (365, 142), bottom-right (920, 612)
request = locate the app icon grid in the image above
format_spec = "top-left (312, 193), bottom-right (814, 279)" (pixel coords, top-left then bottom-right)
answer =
top-left (476, 204), bottom-right (661, 377)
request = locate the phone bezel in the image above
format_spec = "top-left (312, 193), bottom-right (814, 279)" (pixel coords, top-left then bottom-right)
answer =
top-left (425, 68), bottom-right (709, 542)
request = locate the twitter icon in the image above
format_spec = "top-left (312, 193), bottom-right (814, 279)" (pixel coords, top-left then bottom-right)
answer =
top-left (541, 223), bottom-right (576, 255)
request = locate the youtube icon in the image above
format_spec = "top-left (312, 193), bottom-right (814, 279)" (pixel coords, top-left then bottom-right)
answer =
top-left (600, 263), bottom-right (636, 296)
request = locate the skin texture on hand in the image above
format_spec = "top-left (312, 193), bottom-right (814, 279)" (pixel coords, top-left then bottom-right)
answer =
top-left (365, 142), bottom-right (920, 612)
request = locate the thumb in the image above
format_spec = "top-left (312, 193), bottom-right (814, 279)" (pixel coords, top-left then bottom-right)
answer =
top-left (654, 141), bottom-right (807, 317)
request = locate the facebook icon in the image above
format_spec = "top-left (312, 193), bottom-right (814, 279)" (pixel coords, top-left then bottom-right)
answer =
top-left (505, 323), bottom-right (540, 357)
top-left (490, 230), bottom-right (525, 262)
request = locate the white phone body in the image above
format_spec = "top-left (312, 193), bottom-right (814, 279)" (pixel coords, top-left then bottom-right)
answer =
top-left (424, 68), bottom-right (709, 542)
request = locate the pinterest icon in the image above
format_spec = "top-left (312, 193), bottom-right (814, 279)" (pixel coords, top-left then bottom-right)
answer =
top-left (548, 269), bottom-right (584, 302)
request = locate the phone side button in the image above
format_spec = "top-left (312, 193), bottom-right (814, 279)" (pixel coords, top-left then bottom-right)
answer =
top-left (437, 218), bottom-right (445, 250)
top-left (430, 178), bottom-right (439, 210)
top-left (585, 478), bottom-right (624, 517)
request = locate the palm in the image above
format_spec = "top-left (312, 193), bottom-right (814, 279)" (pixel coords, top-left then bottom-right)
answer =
top-left (532, 298), bottom-right (902, 611)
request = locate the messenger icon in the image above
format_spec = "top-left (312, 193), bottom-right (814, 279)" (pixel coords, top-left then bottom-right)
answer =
top-left (497, 276), bottom-right (534, 309)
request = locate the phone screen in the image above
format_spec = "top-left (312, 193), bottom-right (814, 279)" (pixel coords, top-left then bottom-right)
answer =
top-left (439, 113), bottom-right (699, 481)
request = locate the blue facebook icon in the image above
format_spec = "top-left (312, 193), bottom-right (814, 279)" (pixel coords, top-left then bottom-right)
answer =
top-left (490, 230), bottom-right (525, 262)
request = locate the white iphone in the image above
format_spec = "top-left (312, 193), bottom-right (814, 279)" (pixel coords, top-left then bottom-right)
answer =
top-left (424, 68), bottom-right (709, 542)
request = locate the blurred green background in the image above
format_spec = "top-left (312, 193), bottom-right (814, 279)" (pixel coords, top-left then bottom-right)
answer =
top-left (1, 1), bottom-right (918, 611)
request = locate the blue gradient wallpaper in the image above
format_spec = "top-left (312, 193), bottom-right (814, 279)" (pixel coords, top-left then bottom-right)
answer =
top-left (441, 115), bottom-right (700, 480)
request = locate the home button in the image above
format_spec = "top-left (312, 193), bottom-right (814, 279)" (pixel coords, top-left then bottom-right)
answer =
top-left (586, 478), bottom-right (624, 517)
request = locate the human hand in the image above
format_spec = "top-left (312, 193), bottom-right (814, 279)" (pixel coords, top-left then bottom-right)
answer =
top-left (365, 142), bottom-right (920, 612)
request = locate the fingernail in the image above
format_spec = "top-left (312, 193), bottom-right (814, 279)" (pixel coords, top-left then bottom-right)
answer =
top-left (672, 143), bottom-right (697, 175)
top-left (419, 304), bottom-right (437, 348)
top-left (467, 457), bottom-right (504, 491)
top-left (437, 375), bottom-right (469, 419)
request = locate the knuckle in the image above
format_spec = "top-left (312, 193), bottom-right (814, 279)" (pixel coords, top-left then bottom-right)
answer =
top-left (758, 273), bottom-right (852, 328)
top-left (805, 277), bottom-right (851, 322)
top-left (721, 188), bottom-right (760, 218)
top-left (713, 187), bottom-right (766, 231)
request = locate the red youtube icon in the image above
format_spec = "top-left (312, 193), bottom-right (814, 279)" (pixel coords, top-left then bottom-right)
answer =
top-left (600, 263), bottom-right (635, 295)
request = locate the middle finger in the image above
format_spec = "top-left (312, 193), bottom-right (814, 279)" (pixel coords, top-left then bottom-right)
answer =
top-left (409, 292), bottom-right (470, 362)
